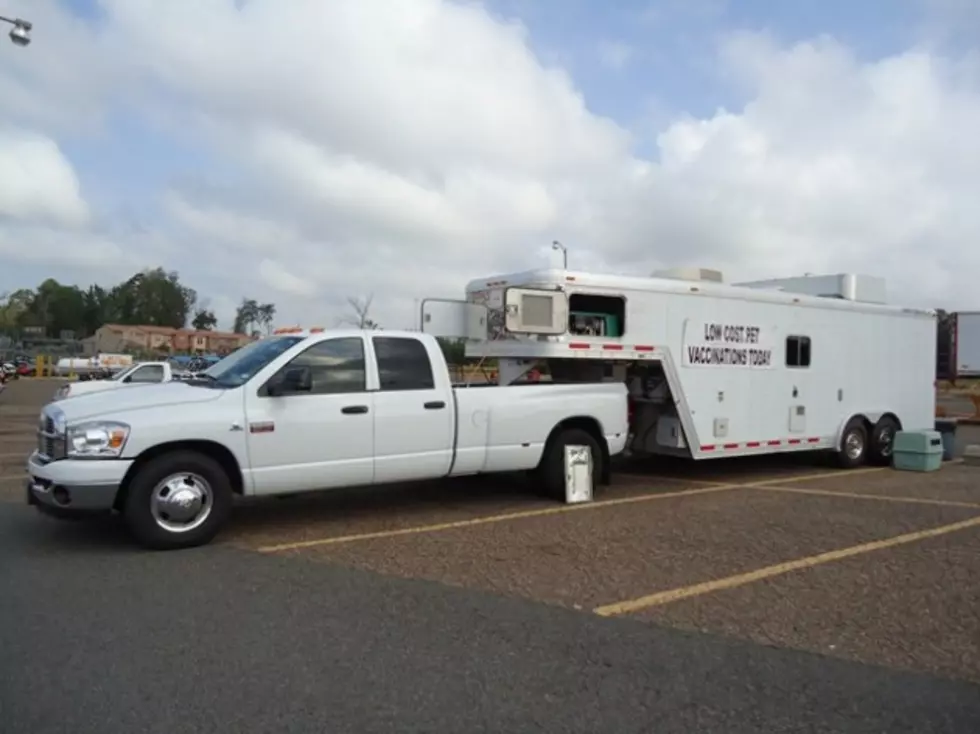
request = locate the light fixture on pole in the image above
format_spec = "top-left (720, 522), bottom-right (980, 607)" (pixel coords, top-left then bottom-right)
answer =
top-left (1, 15), bottom-right (32, 47)
top-left (551, 240), bottom-right (567, 269)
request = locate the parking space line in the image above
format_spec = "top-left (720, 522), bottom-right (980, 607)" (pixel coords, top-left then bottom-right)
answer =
top-left (593, 514), bottom-right (980, 617)
top-left (0, 472), bottom-right (25, 482)
top-left (0, 452), bottom-right (30, 459)
top-left (255, 483), bottom-right (744, 553)
top-left (619, 465), bottom-right (888, 490)
top-left (753, 484), bottom-right (980, 509)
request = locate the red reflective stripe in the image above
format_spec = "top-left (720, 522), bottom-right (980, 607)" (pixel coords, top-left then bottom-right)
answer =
top-left (806, 437), bottom-right (821, 443)
top-left (788, 439), bottom-right (802, 445)
top-left (634, 345), bottom-right (655, 352)
top-left (700, 445), bottom-right (716, 451)
top-left (723, 443), bottom-right (739, 449)
top-left (767, 440), bottom-right (781, 446)
top-left (568, 343), bottom-right (591, 350)
top-left (746, 441), bottom-right (761, 448)
top-left (603, 344), bottom-right (624, 350)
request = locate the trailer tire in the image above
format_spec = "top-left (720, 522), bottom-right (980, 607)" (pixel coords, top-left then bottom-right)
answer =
top-left (123, 450), bottom-right (233, 550)
top-left (837, 419), bottom-right (869, 469)
top-left (868, 416), bottom-right (901, 467)
top-left (535, 428), bottom-right (604, 502)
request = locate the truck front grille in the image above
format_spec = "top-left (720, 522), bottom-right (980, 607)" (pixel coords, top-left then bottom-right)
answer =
top-left (37, 414), bottom-right (66, 461)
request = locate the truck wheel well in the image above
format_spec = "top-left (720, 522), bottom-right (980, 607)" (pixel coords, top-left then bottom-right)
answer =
top-left (545, 416), bottom-right (610, 480)
top-left (114, 440), bottom-right (245, 512)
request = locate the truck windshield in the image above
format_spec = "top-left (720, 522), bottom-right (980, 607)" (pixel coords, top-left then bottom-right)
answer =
top-left (202, 336), bottom-right (305, 388)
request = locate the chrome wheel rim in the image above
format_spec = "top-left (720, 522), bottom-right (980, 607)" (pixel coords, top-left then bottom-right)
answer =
top-left (845, 431), bottom-right (865, 460)
top-left (150, 472), bottom-right (212, 533)
top-left (877, 426), bottom-right (895, 458)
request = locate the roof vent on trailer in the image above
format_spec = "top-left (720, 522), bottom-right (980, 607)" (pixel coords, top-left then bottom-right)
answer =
top-left (651, 267), bottom-right (724, 283)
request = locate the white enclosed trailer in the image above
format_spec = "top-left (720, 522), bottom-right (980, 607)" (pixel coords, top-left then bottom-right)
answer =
top-left (422, 268), bottom-right (937, 468)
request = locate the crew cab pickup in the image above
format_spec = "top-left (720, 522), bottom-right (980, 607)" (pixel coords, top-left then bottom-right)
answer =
top-left (26, 330), bottom-right (628, 550)
top-left (53, 361), bottom-right (181, 401)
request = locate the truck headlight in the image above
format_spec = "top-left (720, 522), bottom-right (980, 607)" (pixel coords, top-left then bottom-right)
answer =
top-left (66, 421), bottom-right (130, 459)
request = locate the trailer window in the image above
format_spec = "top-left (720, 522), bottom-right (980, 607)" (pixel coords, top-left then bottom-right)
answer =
top-left (568, 294), bottom-right (625, 337)
top-left (786, 336), bottom-right (811, 368)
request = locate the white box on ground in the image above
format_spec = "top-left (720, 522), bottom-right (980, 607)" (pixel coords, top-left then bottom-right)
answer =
top-left (564, 444), bottom-right (594, 504)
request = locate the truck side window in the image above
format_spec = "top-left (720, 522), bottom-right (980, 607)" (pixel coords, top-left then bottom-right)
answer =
top-left (130, 365), bottom-right (165, 383)
top-left (786, 335), bottom-right (811, 368)
top-left (373, 337), bottom-right (435, 391)
top-left (285, 337), bottom-right (366, 394)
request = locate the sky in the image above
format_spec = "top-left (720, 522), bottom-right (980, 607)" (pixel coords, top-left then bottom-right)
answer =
top-left (1, 0), bottom-right (979, 330)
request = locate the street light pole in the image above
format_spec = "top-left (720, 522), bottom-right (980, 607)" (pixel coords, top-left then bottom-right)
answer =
top-left (0, 14), bottom-right (32, 47)
top-left (551, 240), bottom-right (568, 269)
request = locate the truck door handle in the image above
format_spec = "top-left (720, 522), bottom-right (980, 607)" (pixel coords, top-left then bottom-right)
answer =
top-left (341, 405), bottom-right (369, 415)
top-left (424, 401), bottom-right (446, 410)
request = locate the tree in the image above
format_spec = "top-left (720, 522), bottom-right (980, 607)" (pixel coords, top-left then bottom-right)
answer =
top-left (110, 268), bottom-right (196, 328)
top-left (437, 337), bottom-right (466, 366)
top-left (233, 298), bottom-right (276, 335)
top-left (18, 280), bottom-right (86, 338)
top-left (0, 289), bottom-right (34, 333)
top-left (191, 309), bottom-right (218, 331)
top-left (343, 294), bottom-right (381, 329)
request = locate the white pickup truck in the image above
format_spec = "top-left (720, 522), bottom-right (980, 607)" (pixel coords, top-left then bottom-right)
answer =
top-left (26, 330), bottom-right (628, 550)
top-left (53, 361), bottom-right (181, 401)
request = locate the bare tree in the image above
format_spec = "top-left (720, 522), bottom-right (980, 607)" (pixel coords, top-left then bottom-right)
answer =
top-left (341, 294), bottom-right (381, 330)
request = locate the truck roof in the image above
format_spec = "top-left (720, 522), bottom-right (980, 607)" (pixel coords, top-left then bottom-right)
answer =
top-left (268, 328), bottom-right (429, 341)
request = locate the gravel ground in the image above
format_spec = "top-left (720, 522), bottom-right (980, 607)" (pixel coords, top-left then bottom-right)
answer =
top-left (4, 501), bottom-right (980, 734)
top-left (2, 377), bottom-right (980, 732)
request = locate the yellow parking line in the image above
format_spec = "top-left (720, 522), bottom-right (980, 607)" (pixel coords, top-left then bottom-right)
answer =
top-left (593, 514), bottom-right (980, 617)
top-left (754, 484), bottom-right (980, 509)
top-left (255, 483), bottom-right (743, 553)
top-left (254, 466), bottom-right (891, 553)
top-left (747, 465), bottom-right (887, 486)
top-left (619, 465), bottom-right (887, 490)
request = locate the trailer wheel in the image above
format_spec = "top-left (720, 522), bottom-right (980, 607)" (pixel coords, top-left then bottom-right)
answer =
top-left (123, 450), bottom-right (233, 550)
top-left (837, 419), bottom-right (869, 469)
top-left (535, 428), bottom-right (604, 502)
top-left (868, 416), bottom-right (901, 467)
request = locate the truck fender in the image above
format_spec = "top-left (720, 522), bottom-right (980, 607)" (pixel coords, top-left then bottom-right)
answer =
top-left (116, 439), bottom-right (245, 511)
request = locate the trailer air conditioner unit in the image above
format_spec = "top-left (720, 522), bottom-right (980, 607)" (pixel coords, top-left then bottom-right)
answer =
top-left (651, 267), bottom-right (724, 283)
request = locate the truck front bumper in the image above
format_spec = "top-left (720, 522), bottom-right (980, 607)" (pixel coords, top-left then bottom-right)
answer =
top-left (25, 451), bottom-right (134, 516)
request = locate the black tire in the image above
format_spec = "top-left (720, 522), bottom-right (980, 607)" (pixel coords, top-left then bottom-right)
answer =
top-left (836, 418), bottom-right (869, 469)
top-left (868, 416), bottom-right (901, 467)
top-left (123, 450), bottom-right (233, 550)
top-left (534, 428), bottom-right (604, 501)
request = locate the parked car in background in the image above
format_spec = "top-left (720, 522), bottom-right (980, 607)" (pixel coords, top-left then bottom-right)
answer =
top-left (52, 361), bottom-right (178, 401)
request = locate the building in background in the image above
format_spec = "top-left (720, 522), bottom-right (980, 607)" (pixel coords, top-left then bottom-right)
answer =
top-left (82, 324), bottom-right (253, 356)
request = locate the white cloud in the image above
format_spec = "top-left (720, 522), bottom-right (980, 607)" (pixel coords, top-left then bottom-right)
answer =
top-left (1, 1), bottom-right (980, 331)
top-left (0, 128), bottom-right (89, 227)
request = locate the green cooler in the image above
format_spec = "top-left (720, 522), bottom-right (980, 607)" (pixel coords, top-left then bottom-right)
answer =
top-left (892, 430), bottom-right (943, 472)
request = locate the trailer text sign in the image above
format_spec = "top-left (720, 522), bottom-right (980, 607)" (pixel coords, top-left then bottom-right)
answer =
top-left (683, 322), bottom-right (773, 369)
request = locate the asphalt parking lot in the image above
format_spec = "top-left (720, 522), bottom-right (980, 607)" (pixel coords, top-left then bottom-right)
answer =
top-left (3, 378), bottom-right (980, 733)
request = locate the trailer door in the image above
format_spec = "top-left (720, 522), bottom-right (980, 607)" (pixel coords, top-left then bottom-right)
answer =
top-left (785, 333), bottom-right (812, 434)
top-left (420, 298), bottom-right (488, 340)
